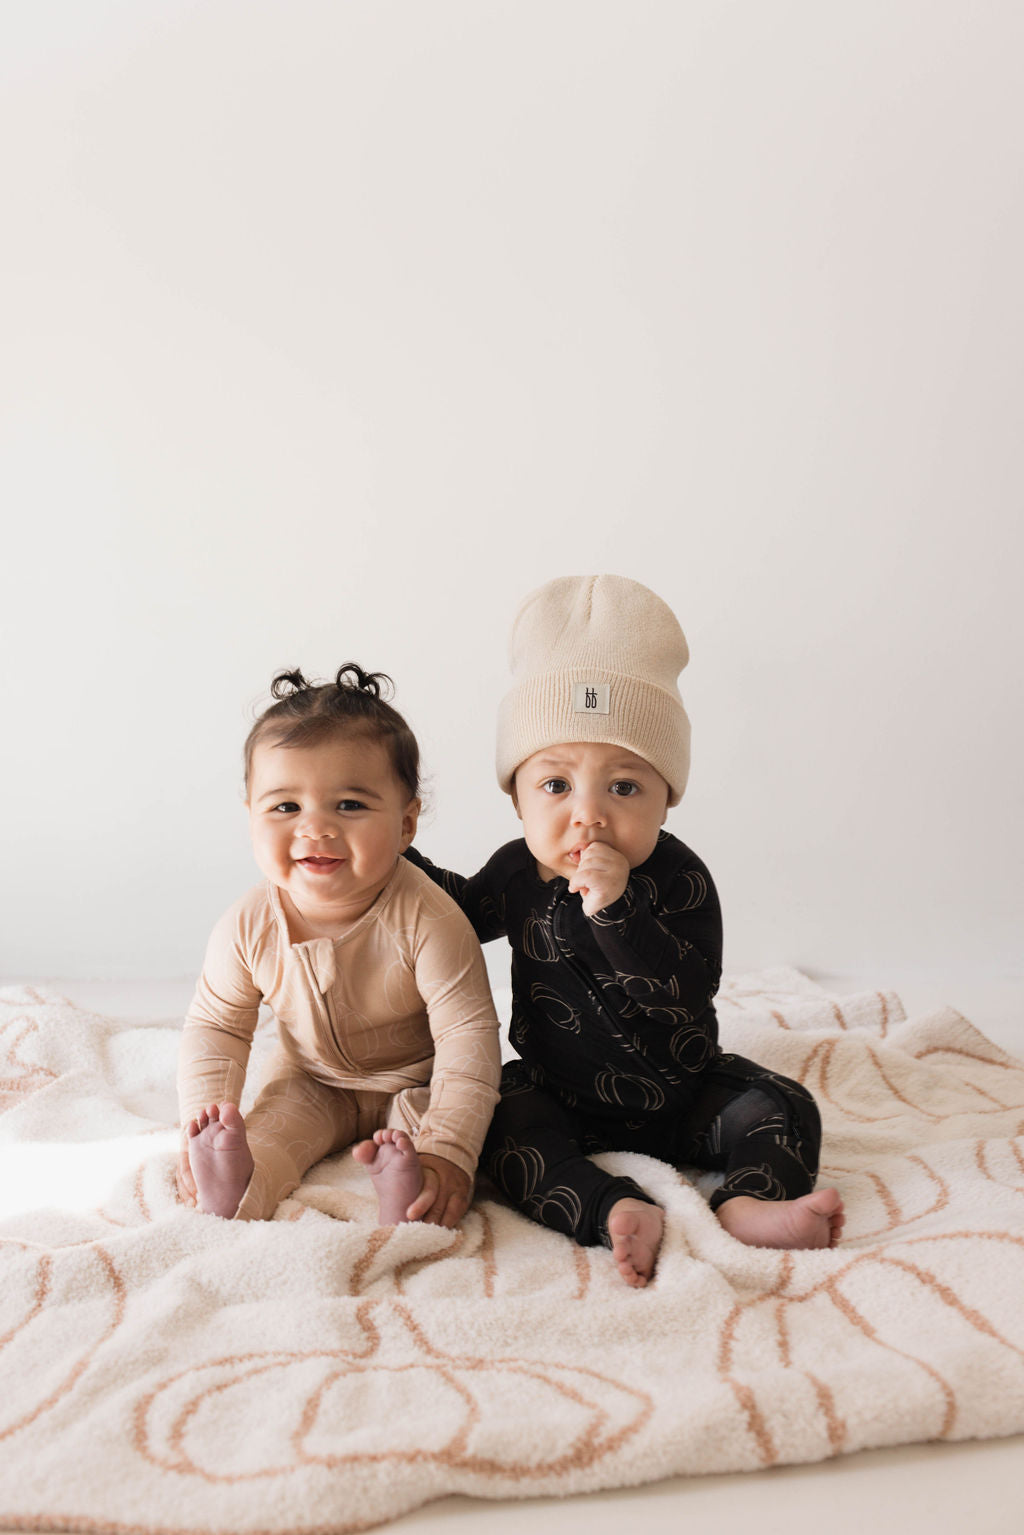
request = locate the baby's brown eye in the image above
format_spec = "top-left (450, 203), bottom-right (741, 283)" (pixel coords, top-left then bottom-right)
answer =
top-left (542, 779), bottom-right (569, 794)
top-left (611, 782), bottom-right (639, 797)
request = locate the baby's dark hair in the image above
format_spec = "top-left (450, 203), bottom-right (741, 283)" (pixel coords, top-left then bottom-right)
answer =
top-left (243, 663), bottom-right (420, 800)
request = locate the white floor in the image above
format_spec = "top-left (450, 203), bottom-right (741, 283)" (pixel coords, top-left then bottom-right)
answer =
top-left (7, 970), bottom-right (1023, 1535)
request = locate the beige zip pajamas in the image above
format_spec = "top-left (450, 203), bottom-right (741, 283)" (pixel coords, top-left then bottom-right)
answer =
top-left (178, 857), bottom-right (502, 1220)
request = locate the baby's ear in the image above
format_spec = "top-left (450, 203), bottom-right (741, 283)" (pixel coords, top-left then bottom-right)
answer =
top-left (400, 798), bottom-right (421, 848)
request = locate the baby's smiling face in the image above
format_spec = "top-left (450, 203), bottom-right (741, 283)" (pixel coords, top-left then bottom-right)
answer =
top-left (247, 732), bottom-right (419, 930)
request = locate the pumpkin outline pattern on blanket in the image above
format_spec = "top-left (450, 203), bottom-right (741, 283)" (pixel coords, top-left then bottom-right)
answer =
top-left (2, 972), bottom-right (1024, 1533)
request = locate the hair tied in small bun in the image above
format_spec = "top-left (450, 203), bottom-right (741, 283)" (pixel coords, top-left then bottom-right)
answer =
top-left (269, 669), bottom-right (311, 700)
top-left (334, 662), bottom-right (393, 701)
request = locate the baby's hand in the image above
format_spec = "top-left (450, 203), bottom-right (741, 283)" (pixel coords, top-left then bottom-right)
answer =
top-left (406, 1153), bottom-right (472, 1228)
top-left (569, 841), bottom-right (630, 917)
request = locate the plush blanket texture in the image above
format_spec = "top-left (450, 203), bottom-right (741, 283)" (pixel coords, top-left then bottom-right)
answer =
top-left (3, 971), bottom-right (1024, 1534)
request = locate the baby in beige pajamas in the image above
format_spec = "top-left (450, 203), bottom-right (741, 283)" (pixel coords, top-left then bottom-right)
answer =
top-left (177, 664), bottom-right (501, 1227)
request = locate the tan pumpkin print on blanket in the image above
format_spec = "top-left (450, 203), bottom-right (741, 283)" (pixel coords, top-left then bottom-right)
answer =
top-left (2, 969), bottom-right (1024, 1533)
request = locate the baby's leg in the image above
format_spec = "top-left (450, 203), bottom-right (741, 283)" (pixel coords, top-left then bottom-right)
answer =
top-left (187, 1103), bottom-right (254, 1218)
top-left (196, 1054), bottom-right (374, 1221)
top-left (352, 1128), bottom-right (424, 1225)
top-left (485, 1065), bottom-right (662, 1283)
top-left (705, 1070), bottom-right (843, 1250)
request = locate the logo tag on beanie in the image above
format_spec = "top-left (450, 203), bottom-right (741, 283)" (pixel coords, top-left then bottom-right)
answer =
top-left (573, 683), bottom-right (610, 715)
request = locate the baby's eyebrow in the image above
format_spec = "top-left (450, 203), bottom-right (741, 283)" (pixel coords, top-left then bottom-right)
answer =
top-left (256, 785), bottom-right (384, 803)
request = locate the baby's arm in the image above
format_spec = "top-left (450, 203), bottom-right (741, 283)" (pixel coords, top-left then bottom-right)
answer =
top-left (409, 894), bottom-right (503, 1221)
top-left (403, 845), bottom-right (508, 943)
top-left (177, 905), bottom-right (263, 1201)
top-left (584, 845), bottom-right (723, 1021)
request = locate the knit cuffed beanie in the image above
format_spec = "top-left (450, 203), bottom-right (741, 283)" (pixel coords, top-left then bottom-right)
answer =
top-left (495, 575), bottom-right (691, 806)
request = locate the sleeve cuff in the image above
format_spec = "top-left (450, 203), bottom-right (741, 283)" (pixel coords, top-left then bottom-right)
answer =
top-left (587, 885), bottom-right (636, 927)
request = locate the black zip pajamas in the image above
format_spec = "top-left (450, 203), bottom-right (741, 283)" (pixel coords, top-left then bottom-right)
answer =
top-left (405, 834), bottom-right (821, 1248)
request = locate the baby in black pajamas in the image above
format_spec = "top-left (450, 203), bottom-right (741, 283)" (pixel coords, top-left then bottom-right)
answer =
top-left (408, 575), bottom-right (843, 1285)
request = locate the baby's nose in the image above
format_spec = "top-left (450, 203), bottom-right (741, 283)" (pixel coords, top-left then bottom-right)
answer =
top-left (572, 794), bottom-right (605, 826)
top-left (298, 813), bottom-right (336, 839)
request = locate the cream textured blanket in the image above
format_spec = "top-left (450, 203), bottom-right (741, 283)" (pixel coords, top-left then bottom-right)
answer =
top-left (3, 971), bottom-right (1024, 1533)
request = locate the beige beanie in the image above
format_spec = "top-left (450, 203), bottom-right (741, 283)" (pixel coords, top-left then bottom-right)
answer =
top-left (496, 574), bottom-right (691, 806)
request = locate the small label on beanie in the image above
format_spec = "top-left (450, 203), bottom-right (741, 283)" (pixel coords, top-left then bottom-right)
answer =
top-left (573, 683), bottom-right (610, 715)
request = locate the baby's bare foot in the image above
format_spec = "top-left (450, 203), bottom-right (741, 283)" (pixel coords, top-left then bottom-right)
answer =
top-left (716, 1187), bottom-right (845, 1250)
top-left (606, 1198), bottom-right (664, 1288)
top-left (352, 1128), bottom-right (424, 1225)
top-left (187, 1102), bottom-right (254, 1219)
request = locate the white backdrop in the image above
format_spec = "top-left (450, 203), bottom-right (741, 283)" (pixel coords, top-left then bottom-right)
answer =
top-left (2, 1), bottom-right (1021, 984)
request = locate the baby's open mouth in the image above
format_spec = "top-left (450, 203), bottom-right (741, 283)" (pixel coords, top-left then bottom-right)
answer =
top-left (298, 857), bottom-right (343, 872)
